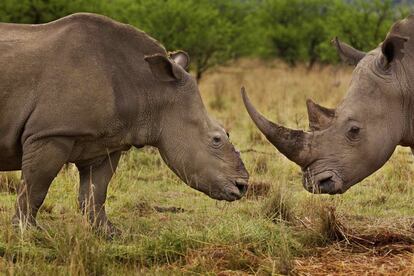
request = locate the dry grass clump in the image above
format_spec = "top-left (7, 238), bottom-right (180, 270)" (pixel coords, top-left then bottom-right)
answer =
top-left (317, 205), bottom-right (348, 242)
top-left (297, 197), bottom-right (349, 244)
top-left (308, 204), bottom-right (414, 248)
top-left (293, 222), bottom-right (414, 275)
top-left (254, 155), bottom-right (268, 175)
top-left (346, 217), bottom-right (414, 250)
top-left (245, 180), bottom-right (271, 199)
top-left (293, 203), bottom-right (414, 275)
top-left (0, 172), bottom-right (21, 194)
top-left (262, 183), bottom-right (294, 222)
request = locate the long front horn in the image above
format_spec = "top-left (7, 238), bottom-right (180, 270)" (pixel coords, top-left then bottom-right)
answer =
top-left (241, 87), bottom-right (311, 167)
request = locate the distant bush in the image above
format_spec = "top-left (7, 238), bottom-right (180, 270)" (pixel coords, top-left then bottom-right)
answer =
top-left (0, 0), bottom-right (104, 23)
top-left (0, 0), bottom-right (412, 76)
top-left (253, 0), bottom-right (412, 67)
top-left (113, 0), bottom-right (252, 80)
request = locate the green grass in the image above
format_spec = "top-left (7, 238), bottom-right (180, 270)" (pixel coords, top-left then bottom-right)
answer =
top-left (1, 60), bottom-right (414, 274)
top-left (0, 148), bottom-right (305, 274)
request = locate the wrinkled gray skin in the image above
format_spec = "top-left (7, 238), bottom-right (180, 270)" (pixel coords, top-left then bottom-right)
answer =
top-left (243, 15), bottom-right (414, 195)
top-left (0, 13), bottom-right (249, 235)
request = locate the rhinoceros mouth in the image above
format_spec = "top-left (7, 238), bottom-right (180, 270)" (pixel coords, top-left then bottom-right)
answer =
top-left (304, 170), bottom-right (344, 194)
top-left (199, 178), bottom-right (248, 202)
top-left (221, 179), bottom-right (248, 201)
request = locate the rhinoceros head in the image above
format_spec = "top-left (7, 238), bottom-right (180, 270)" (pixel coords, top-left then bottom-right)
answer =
top-left (243, 16), bottom-right (414, 194)
top-left (143, 51), bottom-right (249, 201)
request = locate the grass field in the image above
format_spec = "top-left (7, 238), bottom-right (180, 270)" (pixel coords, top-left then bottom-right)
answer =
top-left (1, 59), bottom-right (414, 275)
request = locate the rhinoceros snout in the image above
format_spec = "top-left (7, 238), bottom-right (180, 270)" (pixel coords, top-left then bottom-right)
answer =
top-left (303, 170), bottom-right (344, 194)
top-left (221, 179), bottom-right (249, 201)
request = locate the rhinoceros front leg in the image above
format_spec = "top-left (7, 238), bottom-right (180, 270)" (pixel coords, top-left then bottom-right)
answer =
top-left (76, 151), bottom-right (121, 237)
top-left (13, 137), bottom-right (74, 227)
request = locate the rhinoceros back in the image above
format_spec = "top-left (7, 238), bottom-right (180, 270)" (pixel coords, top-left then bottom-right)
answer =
top-left (0, 13), bottom-right (166, 170)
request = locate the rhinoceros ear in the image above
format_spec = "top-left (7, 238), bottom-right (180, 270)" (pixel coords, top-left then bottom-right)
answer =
top-left (331, 37), bottom-right (366, 66)
top-left (306, 99), bottom-right (335, 131)
top-left (170, 50), bottom-right (190, 70)
top-left (381, 34), bottom-right (408, 65)
top-left (144, 53), bottom-right (183, 82)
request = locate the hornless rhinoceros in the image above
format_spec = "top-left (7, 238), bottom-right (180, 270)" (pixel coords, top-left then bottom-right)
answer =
top-left (242, 15), bottom-right (414, 195)
top-left (0, 13), bottom-right (249, 234)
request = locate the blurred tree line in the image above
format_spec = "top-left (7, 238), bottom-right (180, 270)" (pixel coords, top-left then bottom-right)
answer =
top-left (0, 0), bottom-right (412, 79)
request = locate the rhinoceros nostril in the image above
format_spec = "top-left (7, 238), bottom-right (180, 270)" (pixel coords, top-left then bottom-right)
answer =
top-left (304, 170), bottom-right (343, 194)
top-left (315, 173), bottom-right (338, 194)
top-left (318, 176), bottom-right (333, 187)
top-left (235, 180), bottom-right (248, 195)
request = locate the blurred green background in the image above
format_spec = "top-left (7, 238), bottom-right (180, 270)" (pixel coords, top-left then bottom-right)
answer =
top-left (0, 0), bottom-right (412, 79)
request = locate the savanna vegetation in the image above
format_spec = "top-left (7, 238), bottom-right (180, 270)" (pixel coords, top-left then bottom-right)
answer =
top-left (0, 0), bottom-right (413, 79)
top-left (1, 0), bottom-right (414, 275)
top-left (1, 60), bottom-right (414, 274)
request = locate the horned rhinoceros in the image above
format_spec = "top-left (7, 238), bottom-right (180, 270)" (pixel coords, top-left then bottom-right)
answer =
top-left (242, 15), bottom-right (414, 195)
top-left (0, 13), bottom-right (249, 234)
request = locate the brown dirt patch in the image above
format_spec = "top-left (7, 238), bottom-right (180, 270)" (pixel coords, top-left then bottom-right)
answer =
top-left (292, 243), bottom-right (414, 275)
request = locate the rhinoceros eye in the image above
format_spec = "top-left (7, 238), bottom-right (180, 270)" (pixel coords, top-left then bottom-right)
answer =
top-left (212, 135), bottom-right (223, 148)
top-left (347, 126), bottom-right (360, 140)
top-left (350, 126), bottom-right (360, 133)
